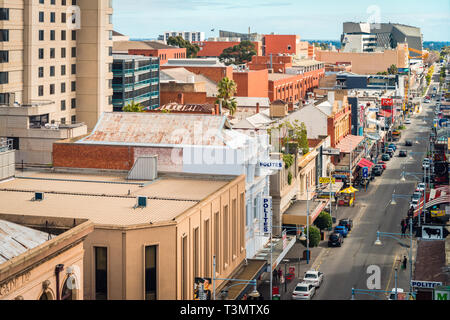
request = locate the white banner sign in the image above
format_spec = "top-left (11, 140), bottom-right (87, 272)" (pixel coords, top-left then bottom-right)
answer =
top-left (411, 280), bottom-right (443, 289)
top-left (259, 161), bottom-right (283, 170)
top-left (262, 196), bottom-right (272, 234)
top-left (422, 225), bottom-right (444, 240)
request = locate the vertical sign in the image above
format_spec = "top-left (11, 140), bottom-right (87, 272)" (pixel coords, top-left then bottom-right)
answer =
top-left (262, 196), bottom-right (272, 235)
top-left (363, 167), bottom-right (369, 179)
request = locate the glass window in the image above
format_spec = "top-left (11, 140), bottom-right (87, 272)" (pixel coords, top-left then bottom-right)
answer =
top-left (95, 247), bottom-right (107, 300)
top-left (145, 246), bottom-right (157, 300)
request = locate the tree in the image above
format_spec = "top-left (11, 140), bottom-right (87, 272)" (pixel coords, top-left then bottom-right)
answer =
top-left (219, 41), bottom-right (256, 66)
top-left (122, 101), bottom-right (144, 112)
top-left (314, 212), bottom-right (333, 231)
top-left (300, 225), bottom-right (321, 248)
top-left (167, 36), bottom-right (200, 58)
top-left (387, 64), bottom-right (398, 75)
top-left (216, 77), bottom-right (238, 116)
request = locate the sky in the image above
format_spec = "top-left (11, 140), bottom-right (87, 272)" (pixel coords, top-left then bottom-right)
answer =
top-left (112, 0), bottom-right (450, 41)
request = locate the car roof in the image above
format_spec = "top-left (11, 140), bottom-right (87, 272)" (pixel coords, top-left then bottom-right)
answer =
top-left (296, 282), bottom-right (310, 287)
top-left (305, 270), bottom-right (319, 274)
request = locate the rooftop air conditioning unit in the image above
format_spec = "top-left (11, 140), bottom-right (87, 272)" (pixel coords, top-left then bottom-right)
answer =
top-left (136, 196), bottom-right (147, 208)
top-left (34, 192), bottom-right (44, 201)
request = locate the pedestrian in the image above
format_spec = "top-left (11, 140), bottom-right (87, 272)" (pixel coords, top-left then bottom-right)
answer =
top-left (278, 267), bottom-right (283, 281)
top-left (401, 225), bottom-right (407, 238)
top-left (402, 256), bottom-right (408, 270)
top-left (273, 269), bottom-right (278, 284)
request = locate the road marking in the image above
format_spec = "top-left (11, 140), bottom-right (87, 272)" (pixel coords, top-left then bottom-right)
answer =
top-left (385, 252), bottom-right (400, 295)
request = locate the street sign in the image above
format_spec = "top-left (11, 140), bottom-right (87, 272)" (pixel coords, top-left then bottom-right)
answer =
top-left (368, 108), bottom-right (380, 113)
top-left (259, 160), bottom-right (283, 170)
top-left (262, 196), bottom-right (272, 235)
top-left (319, 177), bottom-right (336, 184)
top-left (322, 148), bottom-right (341, 156)
top-left (411, 280), bottom-right (443, 289)
top-left (362, 167), bottom-right (369, 179)
top-left (422, 225), bottom-right (444, 240)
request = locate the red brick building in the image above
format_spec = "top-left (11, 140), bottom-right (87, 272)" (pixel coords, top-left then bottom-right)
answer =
top-left (248, 55), bottom-right (293, 73)
top-left (194, 41), bottom-right (263, 58)
top-left (233, 69), bottom-right (269, 98)
top-left (263, 35), bottom-right (302, 56)
top-left (161, 59), bottom-right (234, 83)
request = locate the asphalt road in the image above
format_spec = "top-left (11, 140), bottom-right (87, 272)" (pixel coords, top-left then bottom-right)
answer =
top-left (312, 69), bottom-right (440, 301)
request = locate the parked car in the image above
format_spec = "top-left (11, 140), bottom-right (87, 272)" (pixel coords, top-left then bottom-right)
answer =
top-left (328, 233), bottom-right (344, 247)
top-left (339, 218), bottom-right (353, 231)
top-left (387, 148), bottom-right (395, 157)
top-left (399, 150), bottom-right (408, 157)
top-left (405, 119), bottom-right (412, 125)
top-left (382, 154), bottom-right (391, 161)
top-left (405, 140), bottom-right (413, 147)
top-left (372, 166), bottom-right (383, 176)
top-left (377, 161), bottom-right (387, 170)
top-left (410, 198), bottom-right (420, 209)
top-left (388, 288), bottom-right (406, 300)
top-left (412, 191), bottom-right (422, 201)
top-left (292, 282), bottom-right (316, 300)
top-left (334, 226), bottom-right (349, 238)
top-left (303, 270), bottom-right (324, 288)
top-left (388, 144), bottom-right (397, 151)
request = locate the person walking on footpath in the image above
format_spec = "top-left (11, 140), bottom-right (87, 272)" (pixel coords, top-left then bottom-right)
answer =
top-left (402, 256), bottom-right (408, 270)
top-left (278, 267), bottom-right (283, 283)
top-left (273, 269), bottom-right (278, 284)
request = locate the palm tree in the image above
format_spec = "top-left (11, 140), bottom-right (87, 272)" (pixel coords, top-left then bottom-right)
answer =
top-left (216, 77), bottom-right (238, 116)
top-left (122, 101), bottom-right (144, 112)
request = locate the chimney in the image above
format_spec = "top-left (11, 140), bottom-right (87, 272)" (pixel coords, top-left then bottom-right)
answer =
top-left (256, 102), bottom-right (260, 114)
top-left (177, 93), bottom-right (184, 104)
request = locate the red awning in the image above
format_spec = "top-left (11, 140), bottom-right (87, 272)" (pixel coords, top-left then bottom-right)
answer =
top-left (358, 158), bottom-right (375, 169)
top-left (379, 110), bottom-right (393, 118)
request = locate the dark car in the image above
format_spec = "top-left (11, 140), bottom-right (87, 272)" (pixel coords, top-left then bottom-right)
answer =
top-left (328, 233), bottom-right (344, 247)
top-left (405, 140), bottom-right (413, 147)
top-left (382, 154), bottom-right (391, 161)
top-left (388, 144), bottom-right (397, 151)
top-left (339, 219), bottom-right (353, 232)
top-left (373, 166), bottom-right (383, 176)
top-left (399, 150), bottom-right (408, 157)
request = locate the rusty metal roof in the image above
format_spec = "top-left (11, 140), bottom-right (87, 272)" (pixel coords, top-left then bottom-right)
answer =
top-left (0, 220), bottom-right (53, 264)
top-left (80, 113), bottom-right (232, 147)
top-left (156, 103), bottom-right (215, 114)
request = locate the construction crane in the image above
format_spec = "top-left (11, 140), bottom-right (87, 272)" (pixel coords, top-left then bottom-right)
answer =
top-left (408, 47), bottom-right (429, 60)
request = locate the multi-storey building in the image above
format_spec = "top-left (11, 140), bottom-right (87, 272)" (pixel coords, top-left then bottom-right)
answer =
top-left (112, 54), bottom-right (159, 111)
top-left (0, 0), bottom-right (113, 164)
top-left (159, 31), bottom-right (205, 43)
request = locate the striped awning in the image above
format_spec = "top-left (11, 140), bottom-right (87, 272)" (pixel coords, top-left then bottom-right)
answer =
top-left (358, 158), bottom-right (375, 169)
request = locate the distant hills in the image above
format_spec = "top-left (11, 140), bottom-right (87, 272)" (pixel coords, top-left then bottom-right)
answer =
top-left (423, 41), bottom-right (450, 51)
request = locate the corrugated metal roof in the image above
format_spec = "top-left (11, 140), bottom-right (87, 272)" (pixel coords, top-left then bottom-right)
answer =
top-left (156, 103), bottom-right (215, 113)
top-left (0, 220), bottom-right (52, 264)
top-left (80, 113), bottom-right (232, 147)
top-left (234, 97), bottom-right (270, 107)
top-left (336, 135), bottom-right (365, 153)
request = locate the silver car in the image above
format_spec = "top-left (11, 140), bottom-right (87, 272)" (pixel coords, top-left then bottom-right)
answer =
top-left (292, 282), bottom-right (316, 300)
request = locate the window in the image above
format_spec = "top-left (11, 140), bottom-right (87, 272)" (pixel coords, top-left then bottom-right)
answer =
top-left (61, 82), bottom-right (66, 93)
top-left (50, 48), bottom-right (55, 59)
top-left (71, 115), bottom-right (76, 124)
top-left (0, 9), bottom-right (9, 21)
top-left (61, 12), bottom-right (66, 23)
top-left (181, 236), bottom-right (188, 300)
top-left (214, 211), bottom-right (220, 274)
top-left (240, 193), bottom-right (245, 252)
top-left (71, 81), bottom-right (76, 91)
top-left (38, 67), bottom-right (44, 78)
top-left (232, 199), bottom-right (237, 260)
top-left (39, 30), bottom-right (44, 41)
top-left (71, 64), bottom-right (76, 74)
top-left (71, 30), bottom-right (76, 40)
top-left (50, 30), bottom-right (55, 41)
top-left (50, 12), bottom-right (55, 23)
top-left (61, 47), bottom-right (66, 58)
top-left (39, 12), bottom-right (44, 22)
top-left (60, 117), bottom-right (66, 125)
top-left (61, 100), bottom-right (66, 111)
top-left (39, 48), bottom-right (44, 59)
top-left (193, 228), bottom-right (200, 280)
top-left (61, 30), bottom-right (66, 41)
top-left (38, 85), bottom-right (44, 96)
top-left (7, 137), bottom-right (19, 150)
top-left (71, 47), bottom-right (76, 58)
top-left (0, 72), bottom-right (8, 84)
top-left (95, 247), bottom-right (107, 300)
top-left (50, 66), bottom-right (55, 77)
top-left (50, 84), bottom-right (55, 95)
top-left (29, 114), bottom-right (48, 128)
top-left (204, 219), bottom-right (210, 278)
top-left (144, 246), bottom-right (157, 300)
top-left (61, 65), bottom-right (66, 75)
top-left (71, 98), bottom-right (76, 109)
top-left (223, 205), bottom-right (229, 268)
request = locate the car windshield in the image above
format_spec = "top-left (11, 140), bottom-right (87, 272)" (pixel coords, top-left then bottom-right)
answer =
top-left (295, 286), bottom-right (308, 292)
top-left (305, 274), bottom-right (317, 279)
top-left (330, 235), bottom-right (338, 240)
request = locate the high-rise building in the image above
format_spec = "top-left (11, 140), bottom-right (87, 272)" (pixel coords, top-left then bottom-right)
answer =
top-left (112, 54), bottom-right (160, 112)
top-left (341, 22), bottom-right (423, 56)
top-left (0, 0), bottom-right (113, 164)
top-left (159, 31), bottom-right (205, 43)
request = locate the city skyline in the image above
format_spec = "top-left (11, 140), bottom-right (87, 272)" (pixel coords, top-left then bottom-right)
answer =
top-left (112, 0), bottom-right (450, 41)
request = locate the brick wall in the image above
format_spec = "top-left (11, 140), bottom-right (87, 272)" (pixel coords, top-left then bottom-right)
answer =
top-left (233, 69), bottom-right (269, 98)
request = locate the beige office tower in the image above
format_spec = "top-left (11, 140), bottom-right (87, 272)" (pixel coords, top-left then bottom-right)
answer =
top-left (0, 0), bottom-right (113, 164)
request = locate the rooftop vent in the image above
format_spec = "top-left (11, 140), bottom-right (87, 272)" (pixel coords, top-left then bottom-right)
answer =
top-left (135, 196), bottom-right (147, 209)
top-left (33, 192), bottom-right (44, 201)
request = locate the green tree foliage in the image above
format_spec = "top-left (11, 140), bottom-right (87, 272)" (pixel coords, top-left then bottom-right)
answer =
top-left (122, 101), bottom-right (144, 112)
top-left (314, 212), bottom-right (333, 231)
top-left (300, 225), bottom-right (321, 248)
top-left (270, 120), bottom-right (309, 155)
top-left (387, 64), bottom-right (398, 75)
top-left (219, 41), bottom-right (257, 66)
top-left (216, 77), bottom-right (238, 116)
top-left (167, 36), bottom-right (200, 58)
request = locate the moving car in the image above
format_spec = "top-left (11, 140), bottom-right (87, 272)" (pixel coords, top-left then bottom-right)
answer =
top-left (303, 270), bottom-right (324, 288)
top-left (416, 183), bottom-right (426, 192)
top-left (399, 150), bottom-right (408, 157)
top-left (411, 191), bottom-right (422, 201)
top-left (334, 226), bottom-right (349, 238)
top-left (404, 119), bottom-right (412, 125)
top-left (388, 144), bottom-right (397, 151)
top-left (410, 198), bottom-right (420, 209)
top-left (292, 282), bottom-right (316, 300)
top-left (339, 218), bottom-right (353, 231)
top-left (328, 233), bottom-right (344, 247)
top-left (423, 159), bottom-right (431, 169)
top-left (382, 154), bottom-right (391, 161)
top-left (405, 140), bottom-right (413, 147)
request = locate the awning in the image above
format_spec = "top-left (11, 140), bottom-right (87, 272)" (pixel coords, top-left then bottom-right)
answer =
top-left (215, 259), bottom-right (267, 300)
top-left (379, 110), bottom-right (393, 118)
top-left (282, 200), bottom-right (329, 226)
top-left (340, 186), bottom-right (359, 194)
top-left (336, 135), bottom-right (365, 153)
top-left (358, 158), bottom-right (375, 169)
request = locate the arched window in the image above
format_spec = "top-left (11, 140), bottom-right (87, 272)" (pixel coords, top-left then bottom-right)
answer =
top-left (61, 274), bottom-right (78, 300)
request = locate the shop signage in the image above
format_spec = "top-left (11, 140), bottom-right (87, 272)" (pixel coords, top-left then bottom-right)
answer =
top-left (322, 148), bottom-right (340, 156)
top-left (262, 196), bottom-right (272, 234)
top-left (434, 287), bottom-right (450, 300)
top-left (362, 167), bottom-right (369, 179)
top-left (319, 177), bottom-right (336, 184)
top-left (368, 108), bottom-right (380, 113)
top-left (381, 98), bottom-right (394, 107)
top-left (422, 225), bottom-right (444, 240)
top-left (411, 280), bottom-right (443, 289)
top-left (259, 160), bottom-right (283, 170)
